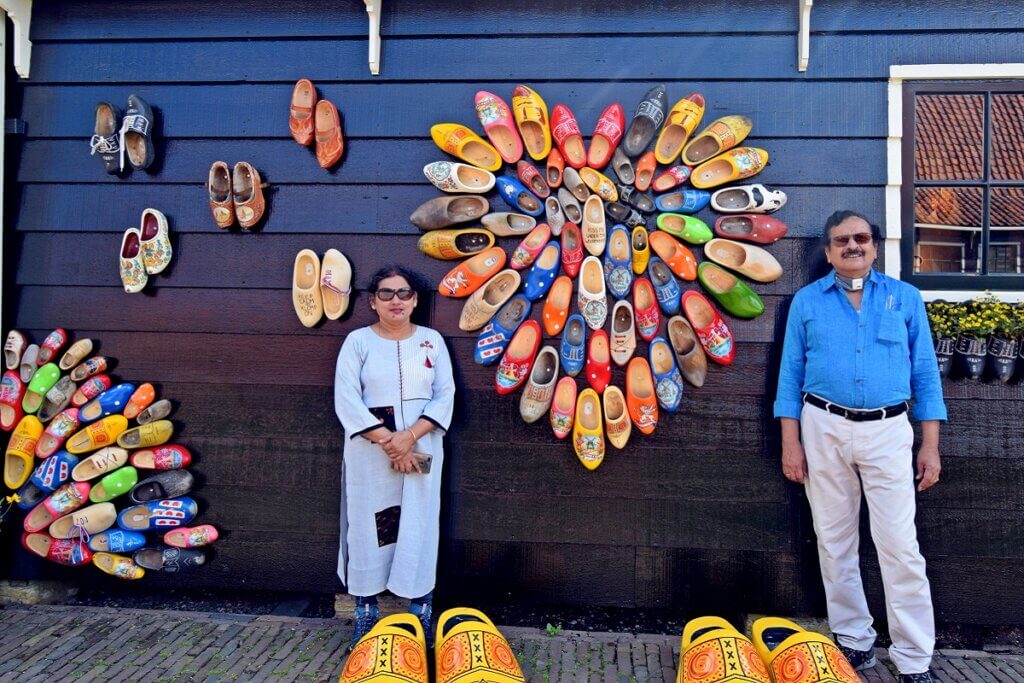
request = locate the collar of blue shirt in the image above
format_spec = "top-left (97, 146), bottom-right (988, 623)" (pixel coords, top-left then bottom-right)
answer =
top-left (818, 267), bottom-right (882, 293)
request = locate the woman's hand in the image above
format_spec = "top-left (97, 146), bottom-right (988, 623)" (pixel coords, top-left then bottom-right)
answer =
top-left (390, 451), bottom-right (422, 474)
top-left (378, 430), bottom-right (416, 461)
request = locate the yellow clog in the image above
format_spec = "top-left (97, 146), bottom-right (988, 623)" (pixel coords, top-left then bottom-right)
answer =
top-left (5, 415), bottom-right (43, 489)
top-left (682, 115), bottom-right (754, 167)
top-left (92, 552), bottom-right (145, 580)
top-left (340, 613), bottom-right (429, 683)
top-left (750, 617), bottom-right (859, 683)
top-left (631, 227), bottom-right (650, 275)
top-left (654, 93), bottom-right (705, 165)
top-left (117, 419), bottom-right (174, 449)
top-left (677, 616), bottom-right (770, 683)
top-left (435, 608), bottom-right (524, 683)
top-left (418, 229), bottom-right (495, 260)
top-left (430, 123), bottom-right (502, 172)
top-left (691, 147), bottom-right (769, 190)
top-left (67, 415), bottom-right (128, 454)
top-left (579, 167), bottom-right (618, 202)
top-left (511, 85), bottom-right (552, 161)
top-left (603, 386), bottom-right (631, 450)
top-left (572, 388), bottom-right (605, 470)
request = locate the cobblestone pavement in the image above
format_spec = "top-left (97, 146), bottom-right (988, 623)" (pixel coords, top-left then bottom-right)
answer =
top-left (0, 604), bottom-right (1020, 682)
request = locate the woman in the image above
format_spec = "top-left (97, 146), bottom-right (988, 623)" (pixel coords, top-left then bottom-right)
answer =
top-left (334, 265), bottom-right (455, 645)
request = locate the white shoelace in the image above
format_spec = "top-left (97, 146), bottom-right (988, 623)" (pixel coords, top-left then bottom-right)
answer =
top-left (118, 113), bottom-right (150, 171)
top-left (90, 134), bottom-right (119, 156)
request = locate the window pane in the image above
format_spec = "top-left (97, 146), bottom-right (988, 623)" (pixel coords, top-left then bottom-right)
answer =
top-left (914, 94), bottom-right (984, 181)
top-left (913, 186), bottom-right (983, 274)
top-left (991, 94), bottom-right (1024, 181)
top-left (989, 187), bottom-right (1024, 274)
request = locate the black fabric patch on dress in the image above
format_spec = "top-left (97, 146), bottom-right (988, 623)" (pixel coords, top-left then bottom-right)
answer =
top-left (375, 505), bottom-right (401, 547)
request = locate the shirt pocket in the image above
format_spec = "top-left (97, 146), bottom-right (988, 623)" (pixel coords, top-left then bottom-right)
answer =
top-left (878, 311), bottom-right (910, 392)
top-left (877, 310), bottom-right (908, 345)
top-left (804, 316), bottom-right (831, 353)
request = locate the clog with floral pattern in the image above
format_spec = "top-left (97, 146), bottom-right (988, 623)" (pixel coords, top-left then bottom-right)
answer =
top-left (578, 256), bottom-right (608, 330)
top-left (119, 228), bottom-right (147, 293)
top-left (423, 161), bottom-right (496, 194)
top-left (626, 358), bottom-right (658, 435)
top-left (130, 444), bottom-right (193, 471)
top-left (139, 209), bottom-right (173, 275)
top-left (682, 291), bottom-right (735, 366)
top-left (632, 277), bottom-right (661, 342)
top-left (549, 376), bottom-right (577, 440)
top-left (23, 481), bottom-right (91, 533)
top-left (579, 167), bottom-right (618, 202)
top-left (573, 389), bottom-right (605, 470)
top-left (37, 329), bottom-right (68, 366)
top-left (691, 147), bottom-right (769, 190)
top-left (475, 91), bottom-right (523, 164)
top-left (682, 115), bottom-right (754, 167)
top-left (93, 552), bottom-right (145, 580)
top-left (164, 524), bottom-right (219, 549)
top-left (36, 408), bottom-right (81, 459)
top-left (510, 224), bottom-right (552, 270)
top-left (512, 85), bottom-right (552, 161)
top-left (72, 374), bottom-right (112, 407)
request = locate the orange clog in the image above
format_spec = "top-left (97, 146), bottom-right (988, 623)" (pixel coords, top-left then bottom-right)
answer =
top-left (682, 115), bottom-right (754, 167)
top-left (289, 78), bottom-right (316, 146)
top-left (648, 231), bottom-right (697, 281)
top-left (546, 148), bottom-right (565, 188)
top-left (512, 85), bottom-right (552, 161)
top-left (124, 383), bottom-right (155, 420)
top-left (430, 123), bottom-right (502, 172)
top-left (690, 147), bottom-right (769, 190)
top-left (314, 99), bottom-right (345, 169)
top-left (634, 151), bottom-right (656, 192)
top-left (626, 358), bottom-right (658, 435)
top-left (654, 93), bottom-right (705, 165)
top-left (438, 247), bottom-right (507, 298)
top-left (542, 276), bottom-right (573, 336)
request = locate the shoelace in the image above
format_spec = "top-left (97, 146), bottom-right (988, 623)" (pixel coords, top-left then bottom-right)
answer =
top-left (72, 522), bottom-right (91, 548)
top-left (321, 272), bottom-right (352, 296)
top-left (118, 114), bottom-right (150, 172)
top-left (90, 134), bottom-right (119, 156)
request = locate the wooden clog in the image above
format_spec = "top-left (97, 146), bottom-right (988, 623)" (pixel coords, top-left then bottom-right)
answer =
top-left (5, 415), bottom-right (43, 489)
top-left (512, 85), bottom-right (552, 161)
top-left (430, 123), bottom-right (502, 171)
top-left (117, 419), bottom-right (174, 449)
top-left (292, 249), bottom-right (323, 328)
top-left (320, 249), bottom-right (352, 321)
top-left (438, 247), bottom-right (507, 298)
top-left (603, 385), bottom-right (631, 450)
top-left (572, 389), bottom-right (604, 471)
top-left (72, 446), bottom-right (130, 481)
top-left (682, 115), bottom-right (754, 166)
top-left (654, 93), bottom-right (705, 164)
top-left (475, 90), bottom-right (522, 164)
top-left (66, 415), bottom-right (129, 454)
top-left (92, 552), bottom-right (145, 580)
top-left (691, 147), bottom-right (769, 190)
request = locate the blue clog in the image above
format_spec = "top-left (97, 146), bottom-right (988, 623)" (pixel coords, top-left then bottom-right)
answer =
top-left (79, 382), bottom-right (136, 424)
top-left (647, 256), bottom-right (681, 315)
top-left (604, 225), bottom-right (634, 300)
top-left (654, 189), bottom-right (711, 214)
top-left (560, 314), bottom-right (587, 377)
top-left (475, 295), bottom-right (532, 365)
top-left (89, 529), bottom-right (147, 553)
top-left (496, 176), bottom-right (544, 217)
top-left (117, 496), bottom-right (198, 531)
top-left (15, 482), bottom-right (46, 510)
top-left (523, 241), bottom-right (562, 301)
top-left (29, 450), bottom-right (78, 493)
top-left (649, 337), bottom-right (684, 412)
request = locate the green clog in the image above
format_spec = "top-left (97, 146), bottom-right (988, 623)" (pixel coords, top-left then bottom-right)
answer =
top-left (697, 262), bottom-right (765, 319)
top-left (89, 465), bottom-right (139, 503)
top-left (656, 213), bottom-right (712, 245)
top-left (22, 363), bottom-right (61, 414)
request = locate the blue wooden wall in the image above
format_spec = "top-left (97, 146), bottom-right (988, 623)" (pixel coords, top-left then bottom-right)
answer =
top-left (4, 0), bottom-right (1024, 624)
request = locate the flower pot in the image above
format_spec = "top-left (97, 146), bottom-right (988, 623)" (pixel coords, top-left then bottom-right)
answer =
top-left (988, 334), bottom-right (1019, 383)
top-left (934, 336), bottom-right (955, 379)
top-left (955, 333), bottom-right (987, 379)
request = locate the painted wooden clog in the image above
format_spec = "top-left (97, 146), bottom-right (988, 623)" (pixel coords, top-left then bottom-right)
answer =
top-left (691, 147), bottom-right (769, 190)
top-left (72, 446), bottom-right (130, 481)
top-left (430, 123), bottom-right (502, 171)
top-left (93, 552), bottom-right (145, 580)
top-left (5, 415), bottom-right (43, 489)
top-left (475, 90), bottom-right (522, 164)
top-left (423, 161), bottom-right (495, 194)
top-left (603, 385), bottom-right (631, 450)
top-left (512, 85), bottom-right (552, 161)
top-left (66, 415), bottom-right (128, 454)
top-left (117, 419), bottom-right (174, 449)
top-left (654, 93), bottom-right (705, 164)
top-left (418, 228), bottom-right (495, 260)
top-left (572, 389), bottom-right (605, 471)
top-left (139, 208), bottom-right (172, 275)
top-left (682, 115), bottom-right (754, 167)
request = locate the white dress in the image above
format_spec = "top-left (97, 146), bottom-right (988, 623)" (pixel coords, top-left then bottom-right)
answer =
top-left (334, 325), bottom-right (455, 599)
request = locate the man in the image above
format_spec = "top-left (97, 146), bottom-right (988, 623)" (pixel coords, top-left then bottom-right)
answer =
top-left (774, 211), bottom-right (944, 683)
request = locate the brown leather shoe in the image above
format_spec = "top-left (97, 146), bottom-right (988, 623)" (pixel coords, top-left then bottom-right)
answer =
top-left (289, 78), bottom-right (316, 146)
top-left (207, 161), bottom-right (234, 229)
top-left (315, 100), bottom-right (344, 169)
top-left (232, 162), bottom-right (266, 230)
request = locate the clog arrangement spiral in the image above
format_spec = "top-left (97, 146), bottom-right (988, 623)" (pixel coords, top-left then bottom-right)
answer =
top-left (0, 328), bottom-right (218, 579)
top-left (413, 85), bottom-right (790, 470)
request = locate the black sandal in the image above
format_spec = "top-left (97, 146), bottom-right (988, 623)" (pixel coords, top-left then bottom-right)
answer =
top-left (91, 101), bottom-right (122, 175)
top-left (120, 93), bottom-right (156, 171)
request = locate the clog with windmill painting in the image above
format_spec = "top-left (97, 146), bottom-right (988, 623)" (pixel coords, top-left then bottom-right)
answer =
top-left (573, 389), bottom-right (605, 470)
top-left (512, 85), bottom-right (552, 161)
top-left (0, 371), bottom-right (25, 432)
top-left (35, 408), bottom-right (81, 459)
top-left (587, 103), bottom-right (625, 169)
top-left (23, 481), bottom-right (91, 534)
top-left (654, 93), bottom-right (704, 164)
top-left (423, 161), bottom-right (496, 194)
top-left (510, 224), bottom-right (552, 270)
top-left (691, 147), bottom-right (769, 190)
top-left (604, 225), bottom-right (633, 299)
top-left (649, 337), bottom-right (684, 412)
top-left (430, 123), bottom-right (502, 172)
top-left (682, 290), bottom-right (735, 366)
top-left (138, 209), bottom-right (172, 276)
top-left (682, 115), bottom-right (754, 167)
top-left (648, 231), bottom-right (697, 281)
top-left (632, 277), bottom-right (661, 342)
top-left (475, 90), bottom-right (522, 164)
top-left (578, 256), bottom-right (608, 330)
top-left (438, 247), bottom-right (507, 298)
top-left (579, 167), bottom-right (618, 202)
top-left (550, 104), bottom-right (587, 170)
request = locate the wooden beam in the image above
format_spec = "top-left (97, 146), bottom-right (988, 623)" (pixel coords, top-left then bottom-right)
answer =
top-left (798, 0), bottom-right (812, 72)
top-left (0, 0), bottom-right (31, 78)
top-left (364, 0), bottom-right (381, 75)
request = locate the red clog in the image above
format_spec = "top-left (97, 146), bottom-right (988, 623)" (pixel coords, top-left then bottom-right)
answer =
top-left (546, 149), bottom-right (565, 188)
top-left (632, 277), bottom-right (662, 342)
top-left (0, 370), bottom-right (26, 432)
top-left (635, 152), bottom-right (656, 192)
top-left (72, 375), bottom-right (112, 407)
top-left (495, 321), bottom-right (541, 395)
top-left (37, 329), bottom-right (67, 366)
top-left (587, 103), bottom-right (625, 169)
top-left (652, 165), bottom-right (692, 193)
top-left (682, 290), bottom-right (735, 366)
top-left (22, 532), bottom-right (92, 566)
top-left (714, 214), bottom-right (789, 244)
top-left (475, 90), bottom-right (523, 164)
top-left (561, 222), bottom-right (585, 278)
top-left (517, 161), bottom-right (550, 199)
top-left (551, 104), bottom-right (587, 170)
top-left (130, 444), bottom-right (192, 470)
top-left (648, 231), bottom-right (698, 281)
top-left (438, 247), bottom-right (507, 298)
top-left (510, 223), bottom-right (552, 270)
top-left (585, 330), bottom-right (612, 395)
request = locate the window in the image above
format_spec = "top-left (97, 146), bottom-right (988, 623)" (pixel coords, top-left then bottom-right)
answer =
top-left (901, 82), bottom-right (1024, 290)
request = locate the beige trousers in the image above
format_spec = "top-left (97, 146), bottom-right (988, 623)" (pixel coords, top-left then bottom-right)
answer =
top-left (800, 402), bottom-right (934, 675)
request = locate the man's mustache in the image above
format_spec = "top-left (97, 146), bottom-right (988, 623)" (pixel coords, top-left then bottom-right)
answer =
top-left (843, 250), bottom-right (865, 258)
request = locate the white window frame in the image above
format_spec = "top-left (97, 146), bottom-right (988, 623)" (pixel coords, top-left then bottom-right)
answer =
top-left (886, 63), bottom-right (1024, 302)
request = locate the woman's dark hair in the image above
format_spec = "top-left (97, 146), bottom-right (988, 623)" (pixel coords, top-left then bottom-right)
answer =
top-left (822, 210), bottom-right (883, 245)
top-left (369, 265), bottom-right (421, 293)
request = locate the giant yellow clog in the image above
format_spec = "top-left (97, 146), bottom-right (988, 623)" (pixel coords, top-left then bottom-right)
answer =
top-left (511, 85), bottom-right (552, 161)
top-left (340, 613), bottom-right (429, 683)
top-left (435, 608), bottom-right (524, 683)
top-left (5, 415), bottom-right (43, 489)
top-left (430, 123), bottom-right (502, 172)
top-left (750, 617), bottom-right (859, 683)
top-left (691, 148), bottom-right (769, 190)
top-left (677, 616), bottom-right (770, 683)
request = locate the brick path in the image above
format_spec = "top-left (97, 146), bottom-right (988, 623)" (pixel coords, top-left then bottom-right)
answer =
top-left (0, 604), bottom-right (1020, 682)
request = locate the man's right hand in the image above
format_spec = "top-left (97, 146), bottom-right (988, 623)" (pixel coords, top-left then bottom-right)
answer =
top-left (782, 440), bottom-right (807, 483)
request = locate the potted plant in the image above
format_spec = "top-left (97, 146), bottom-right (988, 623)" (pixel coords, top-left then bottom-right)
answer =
top-left (925, 300), bottom-right (960, 378)
top-left (955, 296), bottom-right (998, 379)
top-left (987, 296), bottom-right (1020, 383)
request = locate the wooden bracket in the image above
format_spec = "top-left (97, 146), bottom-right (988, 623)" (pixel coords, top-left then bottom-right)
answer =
top-left (0, 0), bottom-right (31, 78)
top-left (798, 0), bottom-right (812, 72)
top-left (364, 0), bottom-right (381, 76)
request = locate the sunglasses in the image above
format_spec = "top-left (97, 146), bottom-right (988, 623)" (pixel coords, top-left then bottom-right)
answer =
top-left (830, 232), bottom-right (874, 247)
top-left (375, 287), bottom-right (415, 301)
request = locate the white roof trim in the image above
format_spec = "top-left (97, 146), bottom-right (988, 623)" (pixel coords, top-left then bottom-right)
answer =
top-left (798, 0), bottom-right (812, 72)
top-left (0, 0), bottom-right (32, 79)
top-left (364, 0), bottom-right (381, 76)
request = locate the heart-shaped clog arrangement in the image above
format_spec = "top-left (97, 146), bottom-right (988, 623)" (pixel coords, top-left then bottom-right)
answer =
top-left (0, 328), bottom-right (218, 579)
top-left (413, 85), bottom-right (790, 471)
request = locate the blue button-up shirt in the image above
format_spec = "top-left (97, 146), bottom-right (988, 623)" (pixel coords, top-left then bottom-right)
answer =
top-left (773, 269), bottom-right (947, 421)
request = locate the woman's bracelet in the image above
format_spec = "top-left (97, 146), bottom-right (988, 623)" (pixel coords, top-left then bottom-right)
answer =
top-left (406, 427), bottom-right (418, 441)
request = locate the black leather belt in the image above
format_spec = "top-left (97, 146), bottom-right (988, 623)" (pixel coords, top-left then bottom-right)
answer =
top-left (802, 393), bottom-right (909, 422)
